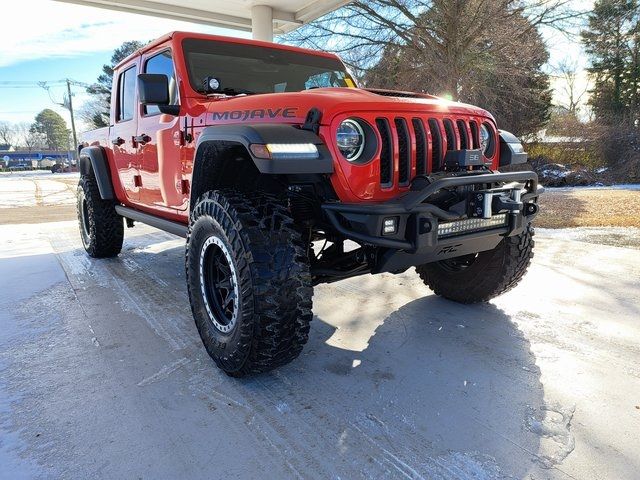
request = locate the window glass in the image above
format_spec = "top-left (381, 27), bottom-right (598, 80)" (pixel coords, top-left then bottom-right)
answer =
top-left (144, 50), bottom-right (178, 115)
top-left (182, 39), bottom-right (356, 94)
top-left (118, 66), bottom-right (136, 122)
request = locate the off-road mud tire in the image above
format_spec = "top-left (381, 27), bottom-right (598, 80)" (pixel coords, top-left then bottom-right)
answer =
top-left (185, 189), bottom-right (313, 377)
top-left (77, 173), bottom-right (123, 258)
top-left (416, 224), bottom-right (534, 303)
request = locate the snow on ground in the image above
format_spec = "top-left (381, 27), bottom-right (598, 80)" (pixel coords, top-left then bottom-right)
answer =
top-left (0, 171), bottom-right (78, 208)
top-left (0, 170), bottom-right (79, 180)
top-left (544, 183), bottom-right (640, 192)
top-left (0, 179), bottom-right (36, 209)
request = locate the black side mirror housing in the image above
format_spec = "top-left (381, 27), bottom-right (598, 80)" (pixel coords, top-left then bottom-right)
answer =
top-left (137, 74), bottom-right (179, 116)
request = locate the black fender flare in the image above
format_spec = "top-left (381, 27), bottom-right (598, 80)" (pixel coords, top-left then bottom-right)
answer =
top-left (195, 124), bottom-right (334, 174)
top-left (79, 146), bottom-right (115, 200)
top-left (498, 130), bottom-right (528, 167)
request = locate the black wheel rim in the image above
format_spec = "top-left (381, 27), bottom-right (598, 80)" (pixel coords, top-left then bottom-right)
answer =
top-left (199, 236), bottom-right (239, 334)
top-left (437, 253), bottom-right (478, 272)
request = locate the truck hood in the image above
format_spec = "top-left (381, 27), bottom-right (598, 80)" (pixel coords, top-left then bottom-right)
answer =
top-left (202, 87), bottom-right (495, 126)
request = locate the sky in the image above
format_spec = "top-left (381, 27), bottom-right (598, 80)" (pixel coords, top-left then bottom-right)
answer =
top-left (0, 0), bottom-right (249, 131)
top-left (0, 0), bottom-right (589, 136)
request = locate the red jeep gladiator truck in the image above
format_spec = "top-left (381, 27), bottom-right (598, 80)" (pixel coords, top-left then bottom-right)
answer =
top-left (78, 31), bottom-right (541, 376)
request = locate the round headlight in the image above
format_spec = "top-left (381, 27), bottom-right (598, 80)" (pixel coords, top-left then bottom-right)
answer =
top-left (336, 119), bottom-right (365, 161)
top-left (479, 123), bottom-right (496, 158)
top-left (479, 124), bottom-right (490, 154)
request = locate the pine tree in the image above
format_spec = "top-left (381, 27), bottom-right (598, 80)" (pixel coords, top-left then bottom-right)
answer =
top-left (30, 109), bottom-right (70, 151)
top-left (582, 0), bottom-right (640, 123)
top-left (83, 40), bottom-right (145, 128)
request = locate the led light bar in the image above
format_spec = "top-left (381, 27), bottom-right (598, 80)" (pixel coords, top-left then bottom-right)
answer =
top-left (250, 143), bottom-right (319, 160)
top-left (438, 214), bottom-right (508, 238)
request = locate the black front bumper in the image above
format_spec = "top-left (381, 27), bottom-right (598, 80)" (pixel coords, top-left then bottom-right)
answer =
top-left (322, 171), bottom-right (541, 272)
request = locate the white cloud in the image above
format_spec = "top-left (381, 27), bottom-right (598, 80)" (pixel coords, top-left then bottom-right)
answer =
top-left (0, 0), bottom-right (248, 67)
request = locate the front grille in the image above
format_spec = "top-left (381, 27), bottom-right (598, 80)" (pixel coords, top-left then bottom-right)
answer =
top-left (376, 118), bottom-right (393, 187)
top-left (469, 121), bottom-right (479, 149)
top-left (457, 120), bottom-right (469, 150)
top-left (373, 115), bottom-right (480, 188)
top-left (443, 119), bottom-right (457, 151)
top-left (428, 118), bottom-right (443, 171)
top-left (395, 118), bottom-right (411, 185)
top-left (412, 118), bottom-right (427, 175)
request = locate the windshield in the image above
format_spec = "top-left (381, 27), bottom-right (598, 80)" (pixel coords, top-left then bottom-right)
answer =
top-left (182, 38), bottom-right (355, 95)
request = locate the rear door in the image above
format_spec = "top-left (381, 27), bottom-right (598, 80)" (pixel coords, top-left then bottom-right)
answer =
top-left (110, 62), bottom-right (141, 203)
top-left (137, 48), bottom-right (184, 210)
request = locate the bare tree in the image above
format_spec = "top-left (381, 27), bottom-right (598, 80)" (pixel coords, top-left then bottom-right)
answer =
top-left (285, 1), bottom-right (585, 72)
top-left (283, 1), bottom-right (587, 136)
top-left (78, 97), bottom-right (109, 131)
top-left (553, 58), bottom-right (590, 115)
top-left (15, 122), bottom-right (45, 153)
top-left (0, 121), bottom-right (16, 146)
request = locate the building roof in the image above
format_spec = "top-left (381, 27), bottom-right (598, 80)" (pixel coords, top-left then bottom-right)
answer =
top-left (53, 1), bottom-right (349, 35)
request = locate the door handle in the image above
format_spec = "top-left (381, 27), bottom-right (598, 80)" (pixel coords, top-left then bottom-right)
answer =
top-left (133, 134), bottom-right (151, 145)
top-left (111, 136), bottom-right (125, 146)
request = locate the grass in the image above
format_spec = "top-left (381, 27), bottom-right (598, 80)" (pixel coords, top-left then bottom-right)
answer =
top-left (536, 188), bottom-right (640, 228)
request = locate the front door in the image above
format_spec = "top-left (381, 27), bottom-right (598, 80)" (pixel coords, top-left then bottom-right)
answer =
top-left (137, 48), bottom-right (184, 210)
top-left (110, 63), bottom-right (140, 203)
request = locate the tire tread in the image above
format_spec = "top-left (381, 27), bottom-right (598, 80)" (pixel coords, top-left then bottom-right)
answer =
top-left (416, 224), bottom-right (535, 303)
top-left (78, 173), bottom-right (123, 258)
top-left (186, 189), bottom-right (313, 376)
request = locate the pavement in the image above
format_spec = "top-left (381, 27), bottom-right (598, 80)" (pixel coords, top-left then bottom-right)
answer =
top-left (1, 172), bottom-right (639, 479)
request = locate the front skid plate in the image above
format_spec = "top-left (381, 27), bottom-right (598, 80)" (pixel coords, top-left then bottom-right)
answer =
top-left (374, 228), bottom-right (504, 274)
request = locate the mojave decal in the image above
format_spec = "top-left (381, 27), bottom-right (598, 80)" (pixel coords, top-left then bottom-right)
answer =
top-left (212, 107), bottom-right (299, 122)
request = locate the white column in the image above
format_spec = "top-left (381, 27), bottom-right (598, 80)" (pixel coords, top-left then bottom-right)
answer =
top-left (251, 5), bottom-right (273, 42)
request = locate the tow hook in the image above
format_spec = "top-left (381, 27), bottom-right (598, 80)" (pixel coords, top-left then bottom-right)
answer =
top-left (491, 190), bottom-right (523, 217)
top-left (469, 188), bottom-right (524, 219)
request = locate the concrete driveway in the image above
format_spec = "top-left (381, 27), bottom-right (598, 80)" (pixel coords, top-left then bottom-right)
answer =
top-left (1, 173), bottom-right (639, 479)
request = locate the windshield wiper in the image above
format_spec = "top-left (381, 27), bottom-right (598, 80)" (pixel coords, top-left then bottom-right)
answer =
top-left (218, 88), bottom-right (256, 96)
top-left (226, 88), bottom-right (256, 96)
top-left (198, 86), bottom-right (258, 96)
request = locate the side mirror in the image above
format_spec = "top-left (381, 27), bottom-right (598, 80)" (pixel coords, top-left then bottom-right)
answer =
top-left (137, 74), bottom-right (179, 116)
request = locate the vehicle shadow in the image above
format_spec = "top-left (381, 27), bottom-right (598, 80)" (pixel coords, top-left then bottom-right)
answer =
top-left (270, 295), bottom-right (546, 478)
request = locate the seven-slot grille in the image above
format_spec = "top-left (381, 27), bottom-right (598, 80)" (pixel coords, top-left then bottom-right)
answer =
top-left (375, 116), bottom-right (482, 188)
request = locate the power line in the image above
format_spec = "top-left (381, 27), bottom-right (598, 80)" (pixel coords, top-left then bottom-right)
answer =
top-left (37, 79), bottom-right (85, 159)
top-left (0, 80), bottom-right (92, 88)
top-left (0, 80), bottom-right (66, 84)
top-left (0, 78), bottom-right (91, 156)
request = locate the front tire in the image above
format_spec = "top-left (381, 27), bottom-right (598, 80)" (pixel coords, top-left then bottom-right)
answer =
top-left (77, 173), bottom-right (123, 258)
top-left (416, 224), bottom-right (534, 303)
top-left (185, 190), bottom-right (313, 377)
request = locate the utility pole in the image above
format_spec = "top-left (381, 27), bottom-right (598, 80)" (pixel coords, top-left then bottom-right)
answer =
top-left (66, 79), bottom-right (78, 161)
top-left (39, 79), bottom-right (86, 161)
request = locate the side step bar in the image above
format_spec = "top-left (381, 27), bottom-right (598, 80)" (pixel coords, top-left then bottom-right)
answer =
top-left (115, 205), bottom-right (188, 238)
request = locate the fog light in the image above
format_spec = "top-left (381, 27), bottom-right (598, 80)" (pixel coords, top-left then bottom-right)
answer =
top-left (382, 217), bottom-right (398, 235)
